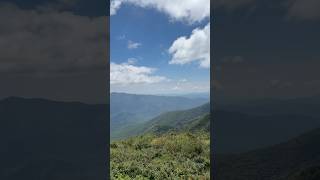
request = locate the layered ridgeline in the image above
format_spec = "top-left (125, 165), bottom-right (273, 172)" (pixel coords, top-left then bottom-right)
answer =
top-left (142, 102), bottom-right (210, 134)
top-left (216, 127), bottom-right (320, 180)
top-left (110, 93), bottom-right (208, 139)
top-left (0, 97), bottom-right (107, 180)
top-left (110, 103), bottom-right (211, 179)
top-left (136, 101), bottom-right (320, 154)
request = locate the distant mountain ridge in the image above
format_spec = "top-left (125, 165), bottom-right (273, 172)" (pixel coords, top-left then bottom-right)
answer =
top-left (111, 102), bottom-right (210, 140)
top-left (111, 92), bottom-right (208, 117)
top-left (110, 93), bottom-right (209, 139)
top-left (143, 103), bottom-right (210, 134)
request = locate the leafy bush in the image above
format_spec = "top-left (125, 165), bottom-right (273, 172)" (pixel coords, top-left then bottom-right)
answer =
top-left (111, 131), bottom-right (210, 179)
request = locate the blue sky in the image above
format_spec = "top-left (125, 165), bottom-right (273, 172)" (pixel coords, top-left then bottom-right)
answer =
top-left (110, 0), bottom-right (210, 95)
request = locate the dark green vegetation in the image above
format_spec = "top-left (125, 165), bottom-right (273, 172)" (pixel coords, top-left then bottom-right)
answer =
top-left (142, 103), bottom-right (210, 134)
top-left (216, 128), bottom-right (320, 180)
top-left (110, 93), bottom-right (208, 139)
top-left (112, 101), bottom-right (210, 140)
top-left (111, 131), bottom-right (210, 179)
top-left (110, 101), bottom-right (211, 179)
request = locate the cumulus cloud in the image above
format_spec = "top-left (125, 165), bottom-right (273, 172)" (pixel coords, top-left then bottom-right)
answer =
top-left (0, 3), bottom-right (107, 76)
top-left (110, 60), bottom-right (167, 85)
top-left (128, 40), bottom-right (141, 49)
top-left (110, 0), bottom-right (123, 15)
top-left (110, 0), bottom-right (210, 24)
top-left (287, 0), bottom-right (320, 20)
top-left (169, 23), bottom-right (210, 68)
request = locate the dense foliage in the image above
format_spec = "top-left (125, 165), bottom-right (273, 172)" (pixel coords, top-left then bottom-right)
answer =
top-left (111, 131), bottom-right (210, 179)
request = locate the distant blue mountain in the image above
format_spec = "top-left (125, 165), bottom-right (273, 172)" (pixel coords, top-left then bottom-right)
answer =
top-left (110, 92), bottom-right (208, 139)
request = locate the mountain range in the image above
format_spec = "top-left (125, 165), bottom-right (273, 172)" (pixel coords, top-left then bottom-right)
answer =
top-left (142, 102), bottom-right (210, 134)
top-left (113, 102), bottom-right (211, 139)
top-left (111, 93), bottom-right (320, 154)
top-left (110, 92), bottom-right (209, 139)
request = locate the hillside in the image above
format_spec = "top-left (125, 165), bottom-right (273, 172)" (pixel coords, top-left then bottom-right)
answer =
top-left (110, 102), bottom-right (211, 179)
top-left (137, 103), bottom-right (320, 153)
top-left (141, 103), bottom-right (210, 134)
top-left (111, 131), bottom-right (210, 179)
top-left (216, 128), bottom-right (320, 180)
top-left (0, 97), bottom-right (107, 180)
top-left (110, 93), bottom-right (208, 139)
top-left (111, 102), bottom-right (210, 140)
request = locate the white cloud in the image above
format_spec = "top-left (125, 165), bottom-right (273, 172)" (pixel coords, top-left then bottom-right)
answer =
top-left (110, 0), bottom-right (210, 24)
top-left (127, 57), bottom-right (138, 64)
top-left (110, 0), bottom-right (123, 15)
top-left (110, 60), bottom-right (167, 85)
top-left (118, 34), bottom-right (126, 40)
top-left (128, 40), bottom-right (141, 49)
top-left (169, 23), bottom-right (210, 68)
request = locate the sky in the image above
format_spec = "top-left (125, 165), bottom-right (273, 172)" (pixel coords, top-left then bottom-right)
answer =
top-left (1, 0), bottom-right (319, 102)
top-left (110, 0), bottom-right (210, 95)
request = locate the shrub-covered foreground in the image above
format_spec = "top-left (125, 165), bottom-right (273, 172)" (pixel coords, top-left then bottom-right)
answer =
top-left (111, 131), bottom-right (210, 179)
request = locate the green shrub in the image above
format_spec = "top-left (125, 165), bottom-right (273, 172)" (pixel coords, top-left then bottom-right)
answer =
top-left (110, 131), bottom-right (210, 179)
